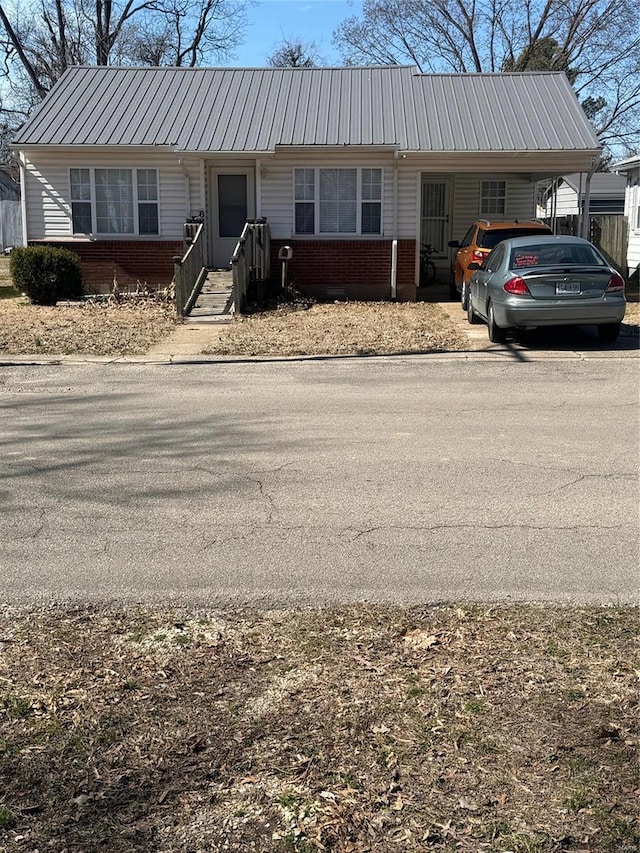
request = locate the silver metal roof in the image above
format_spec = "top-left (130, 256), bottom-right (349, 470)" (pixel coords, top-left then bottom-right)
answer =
top-left (13, 65), bottom-right (601, 153)
top-left (561, 172), bottom-right (626, 197)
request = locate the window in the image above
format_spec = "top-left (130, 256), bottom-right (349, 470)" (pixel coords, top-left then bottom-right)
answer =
top-left (69, 168), bottom-right (159, 235)
top-left (70, 169), bottom-right (92, 234)
top-left (480, 180), bottom-right (506, 216)
top-left (294, 168), bottom-right (382, 235)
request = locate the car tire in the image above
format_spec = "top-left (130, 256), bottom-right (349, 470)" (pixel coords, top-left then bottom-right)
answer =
top-left (487, 302), bottom-right (507, 343)
top-left (597, 322), bottom-right (621, 342)
top-left (467, 293), bottom-right (480, 324)
top-left (461, 281), bottom-right (469, 312)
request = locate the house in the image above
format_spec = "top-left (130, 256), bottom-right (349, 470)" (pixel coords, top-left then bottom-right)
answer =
top-left (544, 172), bottom-right (626, 218)
top-left (612, 154), bottom-right (640, 278)
top-left (12, 66), bottom-right (602, 301)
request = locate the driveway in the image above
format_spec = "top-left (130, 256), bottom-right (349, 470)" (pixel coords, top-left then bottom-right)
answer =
top-left (436, 300), bottom-right (640, 355)
top-left (1, 358), bottom-right (637, 605)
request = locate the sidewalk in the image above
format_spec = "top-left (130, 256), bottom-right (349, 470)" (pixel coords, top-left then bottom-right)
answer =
top-left (145, 319), bottom-right (231, 358)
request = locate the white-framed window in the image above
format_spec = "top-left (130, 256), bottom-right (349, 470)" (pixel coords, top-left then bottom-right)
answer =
top-left (480, 180), bottom-right (506, 216)
top-left (294, 167), bottom-right (383, 235)
top-left (69, 168), bottom-right (159, 235)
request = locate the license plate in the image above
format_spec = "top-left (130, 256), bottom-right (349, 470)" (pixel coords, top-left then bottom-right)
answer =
top-left (556, 282), bottom-right (580, 294)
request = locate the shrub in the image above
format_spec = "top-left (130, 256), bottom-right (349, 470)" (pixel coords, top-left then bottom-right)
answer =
top-left (10, 246), bottom-right (83, 305)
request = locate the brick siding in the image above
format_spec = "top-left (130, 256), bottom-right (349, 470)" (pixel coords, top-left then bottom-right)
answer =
top-left (270, 239), bottom-right (417, 302)
top-left (29, 240), bottom-right (182, 293)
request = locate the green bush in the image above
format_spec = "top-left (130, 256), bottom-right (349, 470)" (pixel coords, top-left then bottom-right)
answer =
top-left (10, 246), bottom-right (83, 305)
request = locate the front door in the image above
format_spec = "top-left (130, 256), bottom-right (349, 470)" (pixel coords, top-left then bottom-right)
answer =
top-left (210, 168), bottom-right (255, 268)
top-left (420, 177), bottom-right (451, 254)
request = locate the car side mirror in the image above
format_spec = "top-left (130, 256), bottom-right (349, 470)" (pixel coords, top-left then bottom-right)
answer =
top-left (448, 240), bottom-right (460, 248)
top-left (468, 262), bottom-right (480, 270)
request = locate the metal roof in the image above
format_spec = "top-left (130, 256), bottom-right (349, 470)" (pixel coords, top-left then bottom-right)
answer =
top-left (13, 65), bottom-right (601, 154)
top-left (561, 172), bottom-right (626, 197)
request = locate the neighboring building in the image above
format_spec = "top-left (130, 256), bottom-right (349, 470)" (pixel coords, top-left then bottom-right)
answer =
top-left (613, 154), bottom-right (640, 278)
top-left (543, 172), bottom-right (626, 218)
top-left (0, 166), bottom-right (22, 251)
top-left (12, 66), bottom-right (601, 300)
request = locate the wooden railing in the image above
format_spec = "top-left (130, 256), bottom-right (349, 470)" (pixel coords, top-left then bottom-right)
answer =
top-left (173, 222), bottom-right (207, 316)
top-left (231, 218), bottom-right (271, 313)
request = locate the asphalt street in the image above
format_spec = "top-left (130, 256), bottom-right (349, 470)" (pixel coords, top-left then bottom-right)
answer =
top-left (1, 355), bottom-right (638, 605)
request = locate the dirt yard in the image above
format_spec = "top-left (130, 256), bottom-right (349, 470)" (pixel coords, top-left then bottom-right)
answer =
top-left (202, 302), bottom-right (468, 357)
top-left (1, 604), bottom-right (637, 853)
top-left (0, 295), bottom-right (178, 356)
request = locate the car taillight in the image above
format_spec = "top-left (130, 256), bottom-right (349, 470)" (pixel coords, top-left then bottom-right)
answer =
top-left (605, 272), bottom-right (624, 292)
top-left (504, 276), bottom-right (530, 296)
top-left (471, 250), bottom-right (485, 262)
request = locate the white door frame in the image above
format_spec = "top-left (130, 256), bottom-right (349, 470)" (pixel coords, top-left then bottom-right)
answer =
top-left (208, 166), bottom-right (255, 268)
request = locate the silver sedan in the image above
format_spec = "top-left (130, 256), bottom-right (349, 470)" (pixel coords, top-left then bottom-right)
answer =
top-left (467, 235), bottom-right (626, 343)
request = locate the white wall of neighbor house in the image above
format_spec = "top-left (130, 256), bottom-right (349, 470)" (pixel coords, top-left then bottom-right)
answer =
top-left (544, 183), bottom-right (578, 216)
top-left (622, 166), bottom-right (640, 276)
top-left (21, 150), bottom-right (200, 240)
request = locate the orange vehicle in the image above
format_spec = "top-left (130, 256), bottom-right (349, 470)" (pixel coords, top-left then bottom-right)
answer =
top-left (449, 219), bottom-right (552, 307)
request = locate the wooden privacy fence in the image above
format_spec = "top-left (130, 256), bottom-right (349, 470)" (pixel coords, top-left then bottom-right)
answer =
top-left (0, 200), bottom-right (21, 251)
top-left (548, 215), bottom-right (629, 277)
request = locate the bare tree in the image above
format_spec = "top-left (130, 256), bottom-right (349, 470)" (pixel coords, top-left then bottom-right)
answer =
top-left (267, 37), bottom-right (321, 68)
top-left (0, 0), bottom-right (249, 123)
top-left (334, 0), bottom-right (640, 151)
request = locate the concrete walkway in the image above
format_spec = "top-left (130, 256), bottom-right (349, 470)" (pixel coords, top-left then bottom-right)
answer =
top-left (146, 319), bottom-right (231, 358)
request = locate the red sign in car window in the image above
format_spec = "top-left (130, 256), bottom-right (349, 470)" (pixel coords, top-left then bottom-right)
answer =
top-left (513, 253), bottom-right (539, 268)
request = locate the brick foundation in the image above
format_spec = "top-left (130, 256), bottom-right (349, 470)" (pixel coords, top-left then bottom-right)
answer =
top-left (29, 240), bottom-right (182, 293)
top-left (270, 240), bottom-right (417, 302)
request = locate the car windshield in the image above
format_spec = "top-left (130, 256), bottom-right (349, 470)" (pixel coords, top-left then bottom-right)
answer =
top-left (509, 243), bottom-right (606, 270)
top-left (479, 228), bottom-right (549, 249)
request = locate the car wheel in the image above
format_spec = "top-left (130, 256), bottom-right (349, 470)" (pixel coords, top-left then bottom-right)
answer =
top-left (597, 323), bottom-right (621, 343)
top-left (467, 293), bottom-right (480, 324)
top-left (461, 281), bottom-right (469, 312)
top-left (487, 302), bottom-right (507, 343)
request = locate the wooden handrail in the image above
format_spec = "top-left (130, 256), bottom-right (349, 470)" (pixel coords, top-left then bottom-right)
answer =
top-left (230, 218), bottom-right (271, 313)
top-left (173, 222), bottom-right (206, 316)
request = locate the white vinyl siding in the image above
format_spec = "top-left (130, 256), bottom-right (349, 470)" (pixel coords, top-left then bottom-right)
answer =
top-left (23, 152), bottom-right (192, 240)
top-left (545, 182), bottom-right (579, 216)
top-left (260, 155), bottom-right (393, 239)
top-left (450, 174), bottom-right (536, 243)
top-left (623, 168), bottom-right (640, 275)
top-left (396, 170), bottom-right (536, 243)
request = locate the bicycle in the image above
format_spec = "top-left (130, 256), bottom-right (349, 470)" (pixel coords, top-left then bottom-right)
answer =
top-left (420, 243), bottom-right (437, 286)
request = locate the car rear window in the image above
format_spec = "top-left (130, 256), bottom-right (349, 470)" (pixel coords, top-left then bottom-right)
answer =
top-left (510, 243), bottom-right (607, 270)
top-left (479, 228), bottom-right (550, 249)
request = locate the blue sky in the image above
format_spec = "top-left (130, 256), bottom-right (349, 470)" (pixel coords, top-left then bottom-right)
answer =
top-left (228, 0), bottom-right (363, 67)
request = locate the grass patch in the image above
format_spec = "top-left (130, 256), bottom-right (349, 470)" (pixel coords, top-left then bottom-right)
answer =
top-left (0, 297), bottom-right (178, 355)
top-left (0, 604), bottom-right (637, 851)
top-left (203, 301), bottom-right (469, 357)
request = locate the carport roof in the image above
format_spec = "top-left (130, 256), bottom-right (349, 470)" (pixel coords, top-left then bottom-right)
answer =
top-left (13, 65), bottom-right (601, 155)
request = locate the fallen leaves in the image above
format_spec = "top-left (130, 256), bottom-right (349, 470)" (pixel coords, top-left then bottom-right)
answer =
top-left (0, 604), bottom-right (638, 852)
top-left (0, 297), bottom-right (178, 355)
top-left (202, 301), bottom-right (469, 357)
